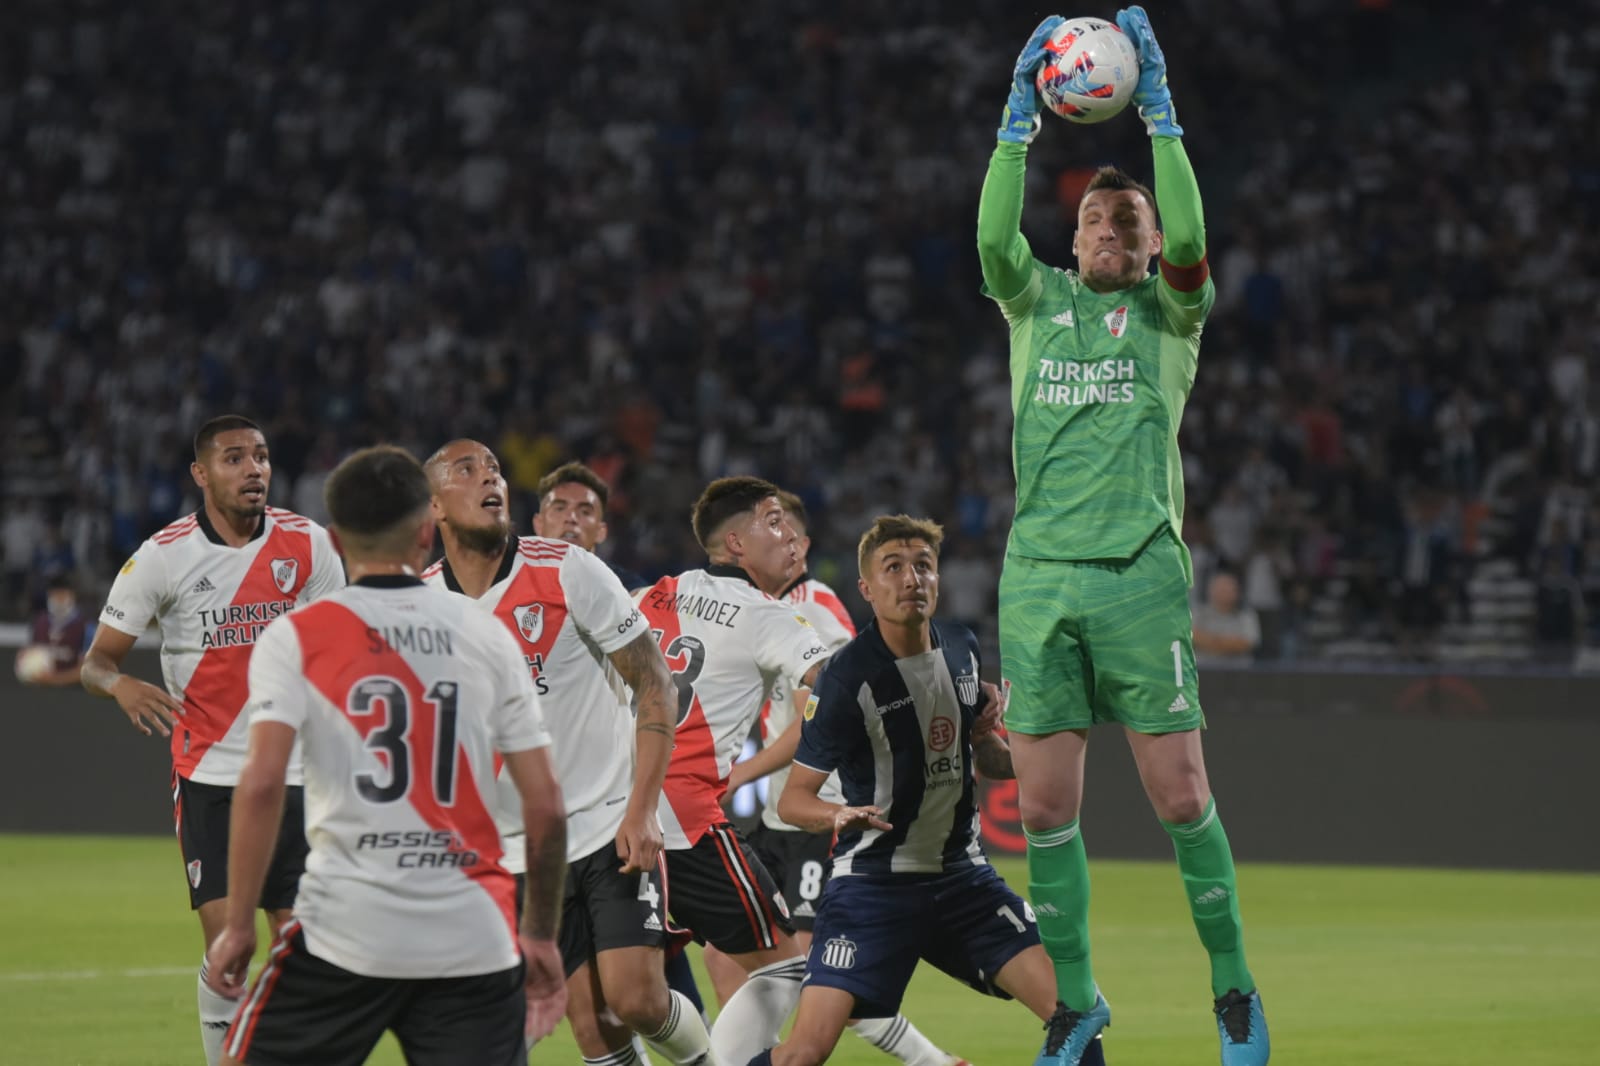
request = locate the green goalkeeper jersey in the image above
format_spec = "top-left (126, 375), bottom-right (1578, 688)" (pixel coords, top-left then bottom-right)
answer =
top-left (977, 136), bottom-right (1213, 573)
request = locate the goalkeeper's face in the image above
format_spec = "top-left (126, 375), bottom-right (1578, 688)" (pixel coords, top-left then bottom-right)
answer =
top-left (1073, 189), bottom-right (1162, 293)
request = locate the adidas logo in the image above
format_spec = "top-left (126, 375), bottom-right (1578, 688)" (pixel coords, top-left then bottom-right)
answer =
top-left (643, 913), bottom-right (662, 932)
top-left (793, 901), bottom-right (815, 918)
top-left (1051, 309), bottom-right (1075, 327)
top-left (1193, 887), bottom-right (1230, 906)
top-left (191, 576), bottom-right (216, 594)
top-left (1168, 693), bottom-right (1190, 713)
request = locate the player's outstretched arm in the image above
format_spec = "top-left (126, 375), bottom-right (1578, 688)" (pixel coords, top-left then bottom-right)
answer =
top-left (1117, 5), bottom-right (1208, 289)
top-left (777, 764), bottom-right (892, 837)
top-left (504, 745), bottom-right (568, 1044)
top-left (204, 720), bottom-right (295, 999)
top-left (973, 733), bottom-right (1016, 781)
top-left (977, 18), bottom-right (1060, 305)
top-left (81, 626), bottom-right (183, 737)
top-left (726, 710), bottom-right (803, 796)
top-left (605, 630), bottom-right (673, 874)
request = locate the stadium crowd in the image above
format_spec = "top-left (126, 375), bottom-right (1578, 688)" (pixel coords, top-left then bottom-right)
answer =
top-left (2, 0), bottom-right (1597, 663)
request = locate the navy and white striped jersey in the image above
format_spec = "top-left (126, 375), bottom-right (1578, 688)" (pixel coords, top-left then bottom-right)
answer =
top-left (793, 619), bottom-right (987, 877)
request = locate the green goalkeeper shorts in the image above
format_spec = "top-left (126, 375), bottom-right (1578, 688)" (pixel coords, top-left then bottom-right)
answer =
top-left (1000, 527), bottom-right (1205, 736)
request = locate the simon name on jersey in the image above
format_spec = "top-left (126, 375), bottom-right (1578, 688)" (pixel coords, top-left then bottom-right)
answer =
top-left (197, 599), bottom-right (297, 647)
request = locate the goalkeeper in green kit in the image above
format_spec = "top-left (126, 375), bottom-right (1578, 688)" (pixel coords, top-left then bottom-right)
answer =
top-left (977, 8), bottom-right (1269, 1066)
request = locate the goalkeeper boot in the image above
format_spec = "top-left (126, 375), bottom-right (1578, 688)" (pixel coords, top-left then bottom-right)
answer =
top-left (1214, 989), bottom-right (1270, 1066)
top-left (1032, 992), bottom-right (1111, 1065)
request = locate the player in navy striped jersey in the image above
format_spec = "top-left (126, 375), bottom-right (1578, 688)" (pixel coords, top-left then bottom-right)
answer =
top-left (714, 491), bottom-right (971, 1066)
top-left (748, 516), bottom-right (1103, 1066)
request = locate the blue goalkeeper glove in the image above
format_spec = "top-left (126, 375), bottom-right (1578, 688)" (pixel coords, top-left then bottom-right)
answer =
top-left (998, 16), bottom-right (1063, 145)
top-left (1116, 5), bottom-right (1183, 137)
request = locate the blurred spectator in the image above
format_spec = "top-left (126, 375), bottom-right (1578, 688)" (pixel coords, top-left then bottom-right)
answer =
top-left (16, 574), bottom-right (89, 687)
top-left (1, 0), bottom-right (1597, 668)
top-left (1193, 572), bottom-right (1262, 667)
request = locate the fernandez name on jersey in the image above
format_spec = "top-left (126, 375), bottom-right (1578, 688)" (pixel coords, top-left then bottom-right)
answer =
top-left (794, 619), bottom-right (988, 877)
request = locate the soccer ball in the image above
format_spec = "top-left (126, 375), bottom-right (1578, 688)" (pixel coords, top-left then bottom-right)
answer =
top-left (1035, 17), bottom-right (1140, 124)
top-left (15, 644), bottom-right (55, 683)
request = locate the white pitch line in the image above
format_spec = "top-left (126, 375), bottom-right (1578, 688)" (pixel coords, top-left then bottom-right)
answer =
top-left (0, 965), bottom-right (194, 982)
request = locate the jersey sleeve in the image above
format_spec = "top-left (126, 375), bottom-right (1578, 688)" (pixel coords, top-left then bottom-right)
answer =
top-left (1152, 135), bottom-right (1214, 330)
top-left (797, 594), bottom-right (855, 651)
top-left (484, 619), bottom-right (552, 754)
top-left (792, 667), bottom-right (861, 776)
top-left (754, 599), bottom-right (830, 687)
top-left (301, 525), bottom-right (348, 602)
top-left (562, 547), bottom-right (648, 655)
top-left (977, 141), bottom-right (1043, 318)
top-left (98, 541), bottom-right (169, 637)
top-left (243, 616), bottom-right (309, 733)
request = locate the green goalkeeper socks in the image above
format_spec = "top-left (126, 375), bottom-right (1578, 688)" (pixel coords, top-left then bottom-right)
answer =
top-left (1025, 819), bottom-right (1098, 1011)
top-left (1162, 797), bottom-right (1255, 998)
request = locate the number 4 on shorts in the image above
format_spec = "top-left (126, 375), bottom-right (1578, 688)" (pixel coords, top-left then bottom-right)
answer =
top-left (637, 873), bottom-right (660, 909)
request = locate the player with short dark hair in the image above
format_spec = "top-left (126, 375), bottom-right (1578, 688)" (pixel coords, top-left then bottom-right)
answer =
top-left (748, 516), bottom-right (1098, 1066)
top-left (981, 9), bottom-right (1268, 1065)
top-left (423, 439), bottom-right (712, 1066)
top-left (203, 444), bottom-right (568, 1066)
top-left (81, 414), bottom-right (345, 1065)
top-left (533, 460), bottom-right (648, 591)
top-left (712, 492), bottom-right (970, 1066)
top-left (633, 476), bottom-right (833, 1064)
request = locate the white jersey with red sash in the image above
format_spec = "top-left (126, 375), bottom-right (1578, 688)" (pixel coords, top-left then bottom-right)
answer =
top-left (244, 576), bottom-right (551, 977)
top-left (423, 537), bottom-right (647, 866)
top-left (634, 566), bottom-right (828, 849)
top-left (99, 507), bottom-right (344, 785)
top-left (760, 575), bottom-right (856, 830)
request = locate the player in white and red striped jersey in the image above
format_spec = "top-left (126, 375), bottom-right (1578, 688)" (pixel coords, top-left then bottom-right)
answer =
top-left (203, 445), bottom-right (568, 1066)
top-left (421, 440), bottom-right (713, 1066)
top-left (530, 459), bottom-right (714, 1033)
top-left (81, 415), bottom-right (345, 1066)
top-left (713, 490), bottom-right (971, 1066)
top-left (632, 477), bottom-right (833, 1066)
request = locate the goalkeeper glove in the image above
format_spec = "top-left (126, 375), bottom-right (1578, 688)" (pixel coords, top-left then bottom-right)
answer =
top-left (997, 16), bottom-right (1063, 145)
top-left (1116, 5), bottom-right (1183, 137)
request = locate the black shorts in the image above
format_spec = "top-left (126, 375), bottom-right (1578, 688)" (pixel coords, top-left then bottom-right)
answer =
top-left (173, 772), bottom-right (307, 910)
top-left (225, 921), bottom-right (525, 1066)
top-left (549, 845), bottom-right (670, 978)
top-left (664, 821), bottom-right (794, 955)
top-left (748, 823), bottom-right (833, 932)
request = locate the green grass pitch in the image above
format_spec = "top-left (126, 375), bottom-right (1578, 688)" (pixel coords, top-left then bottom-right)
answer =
top-left (2, 835), bottom-right (1596, 1064)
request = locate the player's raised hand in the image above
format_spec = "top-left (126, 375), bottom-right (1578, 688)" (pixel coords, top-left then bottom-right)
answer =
top-left (615, 809), bottom-right (663, 875)
top-left (203, 925), bottom-right (256, 1000)
top-left (833, 805), bottom-right (893, 836)
top-left (1115, 5), bottom-right (1183, 137)
top-left (111, 675), bottom-right (184, 737)
top-left (519, 934), bottom-right (568, 1045)
top-left (998, 15), bottom-right (1064, 145)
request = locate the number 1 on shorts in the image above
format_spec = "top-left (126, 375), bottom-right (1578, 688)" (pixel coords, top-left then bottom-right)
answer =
top-left (1170, 640), bottom-right (1183, 687)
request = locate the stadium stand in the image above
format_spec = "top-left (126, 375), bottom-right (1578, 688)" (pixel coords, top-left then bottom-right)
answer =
top-left (2, 0), bottom-right (1597, 665)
